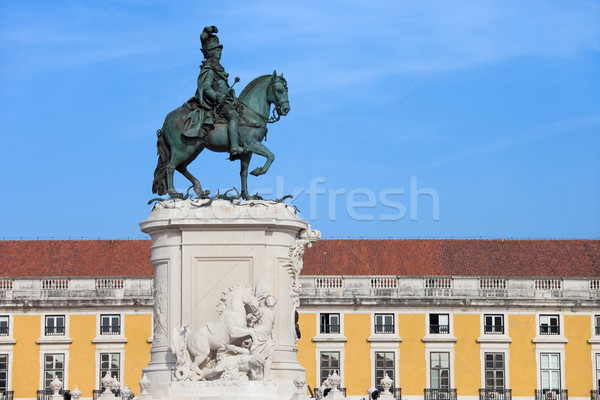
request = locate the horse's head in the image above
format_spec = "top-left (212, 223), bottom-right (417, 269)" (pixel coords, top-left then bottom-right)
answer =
top-left (267, 70), bottom-right (290, 116)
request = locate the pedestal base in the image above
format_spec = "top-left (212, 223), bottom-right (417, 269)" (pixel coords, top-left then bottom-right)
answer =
top-left (166, 381), bottom-right (295, 400)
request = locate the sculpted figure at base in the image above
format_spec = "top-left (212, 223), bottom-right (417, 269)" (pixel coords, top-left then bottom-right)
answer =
top-left (171, 284), bottom-right (277, 382)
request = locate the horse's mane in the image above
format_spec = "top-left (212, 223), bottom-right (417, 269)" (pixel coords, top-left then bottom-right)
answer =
top-left (239, 75), bottom-right (270, 101)
top-left (216, 285), bottom-right (252, 315)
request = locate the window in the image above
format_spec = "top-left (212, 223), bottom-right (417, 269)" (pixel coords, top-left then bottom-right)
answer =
top-left (540, 353), bottom-right (560, 390)
top-left (0, 316), bottom-right (8, 336)
top-left (484, 353), bottom-right (505, 389)
top-left (44, 354), bottom-right (64, 390)
top-left (430, 352), bottom-right (450, 389)
top-left (100, 315), bottom-right (121, 335)
top-left (319, 352), bottom-right (339, 385)
top-left (0, 354), bottom-right (7, 391)
top-left (320, 313), bottom-right (340, 334)
top-left (430, 314), bottom-right (449, 334)
top-left (99, 353), bottom-right (120, 387)
top-left (374, 314), bottom-right (394, 334)
top-left (595, 316), bottom-right (600, 336)
top-left (484, 315), bottom-right (504, 334)
top-left (45, 316), bottom-right (65, 336)
top-left (596, 353), bottom-right (600, 389)
top-left (539, 315), bottom-right (559, 335)
top-left (375, 352), bottom-right (395, 388)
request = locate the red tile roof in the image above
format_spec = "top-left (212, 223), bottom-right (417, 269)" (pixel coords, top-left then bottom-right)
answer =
top-left (0, 239), bottom-right (598, 278)
top-left (0, 240), bottom-right (153, 277)
top-left (302, 239), bottom-right (600, 277)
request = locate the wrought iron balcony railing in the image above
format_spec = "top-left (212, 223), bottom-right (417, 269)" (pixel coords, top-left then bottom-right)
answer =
top-left (591, 390), bottom-right (600, 400)
top-left (539, 325), bottom-right (560, 335)
top-left (429, 324), bottom-right (450, 334)
top-left (374, 324), bottom-right (395, 334)
top-left (44, 326), bottom-right (65, 336)
top-left (374, 386), bottom-right (402, 399)
top-left (535, 389), bottom-right (568, 400)
top-left (320, 324), bottom-right (340, 334)
top-left (0, 326), bottom-right (8, 336)
top-left (36, 389), bottom-right (64, 400)
top-left (479, 388), bottom-right (512, 400)
top-left (100, 325), bottom-right (121, 335)
top-left (313, 387), bottom-right (346, 399)
top-left (0, 391), bottom-right (14, 400)
top-left (424, 388), bottom-right (457, 400)
top-left (483, 325), bottom-right (505, 334)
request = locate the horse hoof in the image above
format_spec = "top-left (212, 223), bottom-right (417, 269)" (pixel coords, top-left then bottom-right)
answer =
top-left (250, 168), bottom-right (262, 176)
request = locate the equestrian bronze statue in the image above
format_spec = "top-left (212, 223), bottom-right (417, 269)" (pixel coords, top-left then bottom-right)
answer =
top-left (152, 26), bottom-right (290, 200)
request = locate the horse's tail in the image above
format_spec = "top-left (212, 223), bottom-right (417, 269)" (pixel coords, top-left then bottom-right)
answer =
top-left (152, 129), bottom-right (170, 195)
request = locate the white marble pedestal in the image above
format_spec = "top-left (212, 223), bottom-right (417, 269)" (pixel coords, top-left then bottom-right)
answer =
top-left (140, 199), bottom-right (319, 400)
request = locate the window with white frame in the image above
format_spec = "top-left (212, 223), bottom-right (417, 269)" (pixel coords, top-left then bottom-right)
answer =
top-left (0, 316), bottom-right (8, 336)
top-left (99, 353), bottom-right (120, 386)
top-left (45, 316), bottom-right (65, 336)
top-left (540, 353), bottom-right (561, 390)
top-left (374, 314), bottom-right (394, 334)
top-left (319, 352), bottom-right (340, 385)
top-left (484, 315), bottom-right (504, 334)
top-left (375, 352), bottom-right (395, 389)
top-left (596, 353), bottom-right (600, 389)
top-left (595, 315), bottom-right (600, 336)
top-left (430, 352), bottom-right (450, 389)
top-left (320, 313), bottom-right (340, 334)
top-left (429, 314), bottom-right (449, 334)
top-left (484, 352), bottom-right (505, 389)
top-left (44, 353), bottom-right (64, 390)
top-left (100, 315), bottom-right (121, 335)
top-left (0, 354), bottom-right (7, 391)
top-left (539, 315), bottom-right (560, 335)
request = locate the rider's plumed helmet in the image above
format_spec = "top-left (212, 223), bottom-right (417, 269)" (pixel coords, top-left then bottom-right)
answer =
top-left (200, 26), bottom-right (223, 57)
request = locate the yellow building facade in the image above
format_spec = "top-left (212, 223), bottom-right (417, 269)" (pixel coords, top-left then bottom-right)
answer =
top-left (0, 239), bottom-right (599, 400)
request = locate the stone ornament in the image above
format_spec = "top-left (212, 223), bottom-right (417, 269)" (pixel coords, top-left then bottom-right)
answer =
top-left (321, 372), bottom-right (346, 400)
top-left (171, 283), bottom-right (277, 382)
top-left (50, 376), bottom-right (62, 394)
top-left (121, 384), bottom-right (133, 400)
top-left (138, 373), bottom-right (151, 395)
top-left (380, 374), bottom-right (393, 394)
top-left (285, 227), bottom-right (321, 311)
top-left (70, 386), bottom-right (82, 400)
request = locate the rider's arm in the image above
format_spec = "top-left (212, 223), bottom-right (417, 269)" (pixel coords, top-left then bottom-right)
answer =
top-left (200, 69), bottom-right (217, 105)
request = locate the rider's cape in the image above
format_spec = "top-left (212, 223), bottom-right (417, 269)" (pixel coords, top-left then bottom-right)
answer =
top-left (181, 63), bottom-right (218, 138)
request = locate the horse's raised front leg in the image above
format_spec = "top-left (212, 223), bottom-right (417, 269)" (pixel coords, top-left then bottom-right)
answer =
top-left (239, 153), bottom-right (252, 199)
top-left (245, 140), bottom-right (274, 177)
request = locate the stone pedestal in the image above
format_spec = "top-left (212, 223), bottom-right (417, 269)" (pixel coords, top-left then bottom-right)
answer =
top-left (140, 199), bottom-right (319, 399)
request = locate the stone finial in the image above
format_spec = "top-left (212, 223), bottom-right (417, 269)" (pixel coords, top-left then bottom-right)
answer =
top-left (139, 374), bottom-right (151, 395)
top-left (121, 384), bottom-right (133, 400)
top-left (101, 372), bottom-right (114, 393)
top-left (50, 376), bottom-right (62, 395)
top-left (71, 387), bottom-right (82, 400)
top-left (380, 373), bottom-right (393, 394)
top-left (327, 372), bottom-right (341, 391)
top-left (110, 377), bottom-right (121, 391)
top-left (293, 376), bottom-right (306, 393)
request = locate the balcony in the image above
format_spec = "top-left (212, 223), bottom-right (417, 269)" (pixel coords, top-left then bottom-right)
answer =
top-left (483, 325), bottom-right (504, 334)
top-left (591, 390), bottom-right (600, 400)
top-left (0, 326), bottom-right (8, 336)
top-left (374, 386), bottom-right (402, 400)
top-left (37, 389), bottom-right (63, 400)
top-left (539, 325), bottom-right (560, 335)
top-left (320, 324), bottom-right (340, 334)
top-left (424, 388), bottom-right (457, 400)
top-left (535, 389), bottom-right (568, 400)
top-left (375, 324), bottom-right (395, 334)
top-left (429, 325), bottom-right (450, 334)
top-left (479, 388), bottom-right (511, 400)
top-left (44, 326), bottom-right (65, 336)
top-left (0, 391), bottom-right (14, 400)
top-left (100, 325), bottom-right (121, 335)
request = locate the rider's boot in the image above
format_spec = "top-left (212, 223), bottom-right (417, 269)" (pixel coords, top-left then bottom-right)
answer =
top-left (228, 119), bottom-right (244, 157)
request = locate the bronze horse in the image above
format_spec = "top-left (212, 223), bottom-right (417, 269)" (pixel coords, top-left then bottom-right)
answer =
top-left (152, 71), bottom-right (289, 199)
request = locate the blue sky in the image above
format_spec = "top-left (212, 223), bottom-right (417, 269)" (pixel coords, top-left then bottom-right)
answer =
top-left (1, 0), bottom-right (599, 239)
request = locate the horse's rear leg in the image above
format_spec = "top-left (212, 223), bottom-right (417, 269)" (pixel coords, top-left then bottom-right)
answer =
top-left (176, 148), bottom-right (209, 198)
top-left (239, 153), bottom-right (252, 199)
